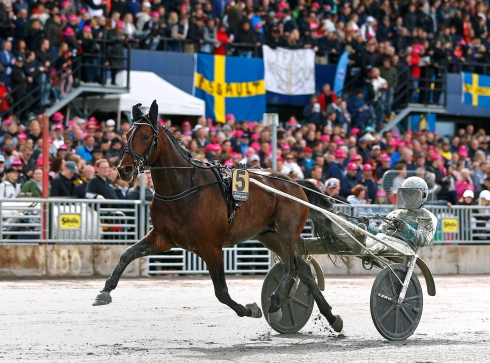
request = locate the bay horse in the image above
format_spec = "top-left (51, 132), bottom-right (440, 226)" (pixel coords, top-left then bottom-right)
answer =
top-left (92, 100), bottom-right (342, 332)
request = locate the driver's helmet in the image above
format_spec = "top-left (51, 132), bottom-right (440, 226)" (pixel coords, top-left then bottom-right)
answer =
top-left (397, 176), bottom-right (428, 210)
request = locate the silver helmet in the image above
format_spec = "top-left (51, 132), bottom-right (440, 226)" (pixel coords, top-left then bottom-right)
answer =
top-left (397, 176), bottom-right (428, 210)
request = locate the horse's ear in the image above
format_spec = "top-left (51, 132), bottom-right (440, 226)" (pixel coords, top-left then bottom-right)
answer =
top-left (149, 100), bottom-right (158, 130)
top-left (132, 103), bottom-right (143, 121)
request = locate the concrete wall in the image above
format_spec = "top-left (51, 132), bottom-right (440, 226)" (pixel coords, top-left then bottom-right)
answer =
top-left (313, 245), bottom-right (490, 275)
top-left (0, 245), bottom-right (488, 277)
top-left (0, 245), bottom-right (144, 277)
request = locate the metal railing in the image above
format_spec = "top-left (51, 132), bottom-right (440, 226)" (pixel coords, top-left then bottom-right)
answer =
top-left (0, 198), bottom-right (488, 274)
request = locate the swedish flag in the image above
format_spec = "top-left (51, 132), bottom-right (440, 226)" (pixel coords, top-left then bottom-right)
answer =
top-left (194, 54), bottom-right (266, 122)
top-left (462, 72), bottom-right (490, 107)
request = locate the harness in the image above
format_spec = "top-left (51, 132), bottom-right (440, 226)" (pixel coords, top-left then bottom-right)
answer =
top-left (123, 115), bottom-right (236, 224)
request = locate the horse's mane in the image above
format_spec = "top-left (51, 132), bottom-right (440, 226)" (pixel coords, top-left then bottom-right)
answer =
top-left (161, 125), bottom-right (191, 157)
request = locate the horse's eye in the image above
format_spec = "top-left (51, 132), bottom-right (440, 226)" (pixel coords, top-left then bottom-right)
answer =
top-left (143, 134), bottom-right (150, 140)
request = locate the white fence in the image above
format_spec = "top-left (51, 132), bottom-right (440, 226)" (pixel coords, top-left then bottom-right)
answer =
top-left (0, 198), bottom-right (488, 274)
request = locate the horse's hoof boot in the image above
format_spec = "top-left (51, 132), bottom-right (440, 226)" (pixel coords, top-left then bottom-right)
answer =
top-left (246, 303), bottom-right (263, 318)
top-left (331, 315), bottom-right (343, 332)
top-left (267, 309), bottom-right (282, 325)
top-left (92, 291), bottom-right (112, 306)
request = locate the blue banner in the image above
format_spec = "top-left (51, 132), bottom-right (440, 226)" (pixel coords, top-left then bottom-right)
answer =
top-left (333, 51), bottom-right (349, 96)
top-left (194, 54), bottom-right (266, 122)
top-left (462, 72), bottom-right (490, 107)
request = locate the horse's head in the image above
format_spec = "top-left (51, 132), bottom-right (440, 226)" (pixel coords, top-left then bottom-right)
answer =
top-left (117, 100), bottom-right (159, 182)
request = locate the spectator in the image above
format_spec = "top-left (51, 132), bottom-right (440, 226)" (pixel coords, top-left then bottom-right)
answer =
top-left (303, 95), bottom-right (323, 128)
top-left (347, 184), bottom-right (367, 205)
top-left (0, 167), bottom-right (21, 198)
top-left (72, 165), bottom-right (95, 198)
top-left (471, 161), bottom-right (489, 191)
top-left (51, 161), bottom-right (78, 197)
top-left (326, 149), bottom-right (346, 180)
top-left (78, 135), bottom-right (95, 162)
top-left (340, 162), bottom-right (361, 197)
top-left (202, 18), bottom-right (218, 53)
top-left (114, 173), bottom-right (130, 199)
top-left (127, 170), bottom-right (154, 201)
top-left (324, 178), bottom-right (349, 204)
top-left (214, 23), bottom-right (231, 56)
top-left (85, 159), bottom-right (118, 199)
top-left (455, 168), bottom-right (475, 200)
top-left (458, 189), bottom-right (475, 205)
top-left (104, 138), bottom-right (123, 166)
top-left (0, 40), bottom-right (15, 86)
top-left (11, 56), bottom-right (28, 119)
top-left (309, 164), bottom-right (324, 190)
top-left (360, 164), bottom-right (378, 203)
top-left (20, 166), bottom-right (47, 197)
top-left (107, 20), bottom-right (127, 85)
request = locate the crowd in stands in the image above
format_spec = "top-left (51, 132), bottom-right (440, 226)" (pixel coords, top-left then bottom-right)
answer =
top-left (1, 108), bottom-right (490, 219)
top-left (2, 0), bottom-right (490, 123)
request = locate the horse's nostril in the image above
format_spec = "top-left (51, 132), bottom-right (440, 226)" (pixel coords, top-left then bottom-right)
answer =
top-left (123, 166), bottom-right (133, 173)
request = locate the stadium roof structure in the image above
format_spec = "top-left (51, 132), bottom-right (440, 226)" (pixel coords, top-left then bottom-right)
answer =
top-left (76, 71), bottom-right (205, 118)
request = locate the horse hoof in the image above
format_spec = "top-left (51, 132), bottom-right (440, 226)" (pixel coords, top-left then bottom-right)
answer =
top-left (267, 309), bottom-right (283, 325)
top-left (92, 291), bottom-right (112, 306)
top-left (246, 303), bottom-right (263, 318)
top-left (331, 315), bottom-right (343, 333)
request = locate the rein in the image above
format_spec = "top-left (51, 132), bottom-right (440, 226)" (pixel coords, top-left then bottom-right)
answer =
top-left (123, 116), bottom-right (225, 202)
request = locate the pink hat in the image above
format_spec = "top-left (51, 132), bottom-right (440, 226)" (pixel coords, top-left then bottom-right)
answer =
top-left (79, 8), bottom-right (87, 14)
top-left (251, 133), bottom-right (260, 140)
top-left (245, 149), bottom-right (255, 156)
top-left (363, 164), bottom-right (373, 171)
top-left (350, 128), bottom-right (360, 135)
top-left (17, 133), bottom-right (27, 140)
top-left (431, 153), bottom-right (442, 161)
top-left (287, 119), bottom-right (297, 125)
top-left (335, 139), bottom-right (345, 146)
top-left (311, 2), bottom-right (321, 9)
top-left (183, 130), bottom-right (192, 135)
top-left (376, 190), bottom-right (387, 197)
top-left (61, 1), bottom-right (71, 7)
top-left (281, 143), bottom-right (291, 150)
top-left (388, 140), bottom-right (397, 147)
top-left (334, 149), bottom-right (346, 158)
top-left (88, 116), bottom-right (97, 123)
top-left (224, 159), bottom-right (234, 166)
top-left (61, 14), bottom-right (67, 21)
top-left (35, 158), bottom-right (44, 167)
top-left (54, 124), bottom-right (64, 131)
top-left (205, 144), bottom-right (215, 151)
top-left (116, 20), bottom-right (125, 29)
top-left (58, 144), bottom-right (68, 150)
top-left (346, 162), bottom-right (358, 170)
top-left (48, 137), bottom-right (53, 143)
top-left (52, 112), bottom-right (64, 121)
top-left (64, 27), bottom-right (75, 36)
top-left (182, 121), bottom-right (191, 127)
top-left (151, 11), bottom-right (160, 17)
top-left (381, 155), bottom-right (391, 162)
top-left (458, 145), bottom-right (467, 153)
top-left (320, 135), bottom-right (330, 142)
top-left (225, 114), bottom-right (235, 121)
top-left (69, 14), bottom-right (77, 21)
top-left (278, 2), bottom-right (288, 9)
top-left (397, 141), bottom-right (406, 148)
top-left (235, 130), bottom-right (244, 138)
top-left (265, 150), bottom-right (273, 157)
top-left (11, 158), bottom-right (22, 166)
top-left (276, 11), bottom-right (284, 19)
top-left (231, 152), bottom-right (241, 159)
top-left (351, 154), bottom-right (362, 162)
top-left (392, 131), bottom-right (399, 137)
top-left (250, 142), bottom-right (261, 151)
top-left (82, 25), bottom-right (92, 33)
top-left (277, 156), bottom-right (284, 163)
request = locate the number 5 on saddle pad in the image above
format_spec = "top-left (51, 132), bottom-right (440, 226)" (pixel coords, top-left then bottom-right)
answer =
top-left (232, 169), bottom-right (250, 201)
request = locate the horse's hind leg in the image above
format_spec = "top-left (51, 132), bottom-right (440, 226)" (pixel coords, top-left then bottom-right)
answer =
top-left (92, 229), bottom-right (171, 306)
top-left (295, 256), bottom-right (343, 332)
top-left (267, 253), bottom-right (297, 324)
top-left (203, 248), bottom-right (262, 318)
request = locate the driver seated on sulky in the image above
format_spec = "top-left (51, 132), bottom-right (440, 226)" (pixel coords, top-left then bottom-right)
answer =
top-left (359, 177), bottom-right (438, 254)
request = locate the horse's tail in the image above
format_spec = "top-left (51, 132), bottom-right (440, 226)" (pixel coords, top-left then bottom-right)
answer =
top-left (295, 180), bottom-right (348, 265)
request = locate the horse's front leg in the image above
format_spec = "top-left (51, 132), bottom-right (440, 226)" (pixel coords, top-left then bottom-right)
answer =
top-left (204, 248), bottom-right (262, 318)
top-left (92, 229), bottom-right (171, 306)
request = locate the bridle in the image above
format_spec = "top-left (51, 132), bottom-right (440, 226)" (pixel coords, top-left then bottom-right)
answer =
top-left (122, 115), bottom-right (160, 175)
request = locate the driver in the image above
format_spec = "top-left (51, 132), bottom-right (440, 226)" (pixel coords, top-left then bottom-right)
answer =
top-left (359, 176), bottom-right (438, 254)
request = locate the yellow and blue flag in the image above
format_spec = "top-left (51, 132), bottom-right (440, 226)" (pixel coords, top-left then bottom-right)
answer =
top-left (194, 54), bottom-right (266, 122)
top-left (462, 72), bottom-right (490, 107)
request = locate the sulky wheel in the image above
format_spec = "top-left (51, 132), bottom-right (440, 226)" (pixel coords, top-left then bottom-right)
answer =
top-left (370, 263), bottom-right (423, 341)
top-left (261, 263), bottom-right (314, 334)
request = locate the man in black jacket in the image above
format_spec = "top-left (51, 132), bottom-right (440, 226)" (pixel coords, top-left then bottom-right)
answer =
top-left (11, 56), bottom-right (28, 120)
top-left (85, 159), bottom-right (118, 200)
top-left (51, 161), bottom-right (78, 197)
top-left (72, 165), bottom-right (95, 198)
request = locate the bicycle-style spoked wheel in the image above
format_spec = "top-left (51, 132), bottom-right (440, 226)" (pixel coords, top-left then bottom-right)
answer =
top-left (370, 264), bottom-right (423, 341)
top-left (261, 263), bottom-right (314, 334)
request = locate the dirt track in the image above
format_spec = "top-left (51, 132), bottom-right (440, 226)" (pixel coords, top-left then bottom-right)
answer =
top-left (0, 275), bottom-right (489, 362)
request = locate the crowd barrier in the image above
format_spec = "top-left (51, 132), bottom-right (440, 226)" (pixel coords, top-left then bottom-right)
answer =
top-left (0, 199), bottom-right (488, 276)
